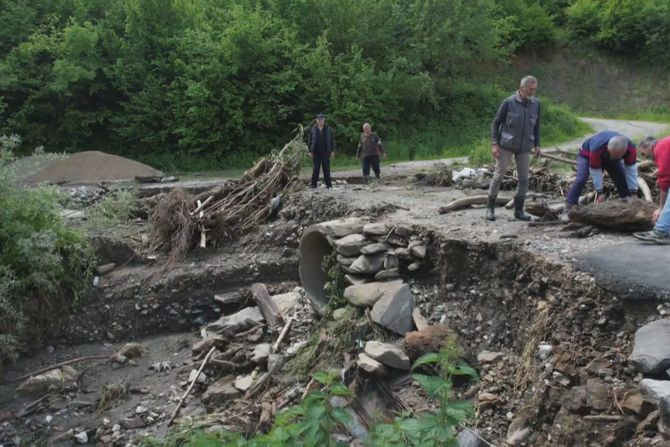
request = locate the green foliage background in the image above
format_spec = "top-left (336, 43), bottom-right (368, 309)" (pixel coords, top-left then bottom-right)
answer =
top-left (0, 0), bottom-right (607, 171)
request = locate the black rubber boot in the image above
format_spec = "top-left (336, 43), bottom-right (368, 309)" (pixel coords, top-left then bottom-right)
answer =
top-left (363, 175), bottom-right (370, 185)
top-left (514, 196), bottom-right (531, 221)
top-left (485, 195), bottom-right (496, 221)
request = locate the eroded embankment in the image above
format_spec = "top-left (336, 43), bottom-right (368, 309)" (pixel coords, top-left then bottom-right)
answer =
top-left (431, 237), bottom-right (660, 445)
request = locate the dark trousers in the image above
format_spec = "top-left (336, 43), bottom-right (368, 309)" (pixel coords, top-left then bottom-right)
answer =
top-left (310, 152), bottom-right (332, 188)
top-left (362, 155), bottom-right (381, 178)
top-left (566, 156), bottom-right (630, 204)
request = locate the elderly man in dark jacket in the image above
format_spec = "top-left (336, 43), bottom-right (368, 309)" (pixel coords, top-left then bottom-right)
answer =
top-left (308, 113), bottom-right (335, 189)
top-left (487, 76), bottom-right (542, 221)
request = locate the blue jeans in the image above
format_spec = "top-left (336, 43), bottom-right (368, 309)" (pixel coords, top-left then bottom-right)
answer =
top-left (656, 190), bottom-right (670, 234)
top-left (566, 156), bottom-right (630, 205)
top-left (362, 155), bottom-right (380, 178)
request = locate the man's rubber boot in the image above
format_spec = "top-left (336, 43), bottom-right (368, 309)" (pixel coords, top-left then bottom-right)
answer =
top-left (514, 196), bottom-right (531, 221)
top-left (485, 195), bottom-right (496, 221)
top-left (363, 175), bottom-right (370, 185)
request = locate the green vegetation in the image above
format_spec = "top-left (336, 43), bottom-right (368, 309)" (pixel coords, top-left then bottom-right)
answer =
top-left (84, 188), bottom-right (138, 230)
top-left (143, 344), bottom-right (477, 446)
top-left (0, 0), bottom-right (599, 173)
top-left (322, 252), bottom-right (346, 311)
top-left (0, 134), bottom-right (95, 367)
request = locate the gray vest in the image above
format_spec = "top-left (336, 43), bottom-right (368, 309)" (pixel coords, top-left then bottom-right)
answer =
top-left (490, 94), bottom-right (540, 154)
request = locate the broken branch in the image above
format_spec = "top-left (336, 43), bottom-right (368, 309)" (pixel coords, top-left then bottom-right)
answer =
top-left (167, 346), bottom-right (217, 426)
top-left (272, 317), bottom-right (294, 353)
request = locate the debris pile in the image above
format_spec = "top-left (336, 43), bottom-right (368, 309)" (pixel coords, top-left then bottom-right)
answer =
top-left (149, 131), bottom-right (306, 260)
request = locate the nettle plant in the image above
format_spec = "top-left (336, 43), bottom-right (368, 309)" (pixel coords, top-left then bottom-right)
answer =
top-left (148, 341), bottom-right (478, 447)
top-left (368, 339), bottom-right (479, 447)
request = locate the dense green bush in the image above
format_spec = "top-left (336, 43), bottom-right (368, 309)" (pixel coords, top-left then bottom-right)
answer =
top-left (566, 0), bottom-right (670, 64)
top-left (0, 135), bottom-right (95, 366)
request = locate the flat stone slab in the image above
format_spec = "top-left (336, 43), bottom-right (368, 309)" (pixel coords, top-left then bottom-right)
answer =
top-left (364, 341), bottom-right (410, 370)
top-left (334, 234), bottom-right (366, 257)
top-left (348, 253), bottom-right (385, 275)
top-left (630, 319), bottom-right (670, 374)
top-left (575, 243), bottom-right (670, 301)
top-left (316, 218), bottom-right (367, 238)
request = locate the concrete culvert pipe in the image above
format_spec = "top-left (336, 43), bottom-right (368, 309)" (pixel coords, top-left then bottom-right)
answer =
top-left (298, 226), bottom-right (334, 316)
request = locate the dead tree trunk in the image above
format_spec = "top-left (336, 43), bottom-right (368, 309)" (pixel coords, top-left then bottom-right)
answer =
top-left (251, 283), bottom-right (283, 328)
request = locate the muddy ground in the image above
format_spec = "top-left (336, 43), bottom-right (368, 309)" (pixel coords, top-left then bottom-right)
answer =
top-left (2, 155), bottom-right (670, 446)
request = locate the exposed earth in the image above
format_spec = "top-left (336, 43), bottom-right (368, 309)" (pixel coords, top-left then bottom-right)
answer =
top-left (2, 118), bottom-right (670, 447)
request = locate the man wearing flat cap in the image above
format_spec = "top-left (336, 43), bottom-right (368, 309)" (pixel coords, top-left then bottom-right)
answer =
top-left (308, 113), bottom-right (335, 189)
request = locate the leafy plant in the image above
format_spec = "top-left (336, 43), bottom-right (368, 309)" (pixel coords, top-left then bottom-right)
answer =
top-left (367, 339), bottom-right (478, 447)
top-left (85, 188), bottom-right (138, 230)
top-left (322, 252), bottom-right (346, 311)
top-left (0, 135), bottom-right (95, 367)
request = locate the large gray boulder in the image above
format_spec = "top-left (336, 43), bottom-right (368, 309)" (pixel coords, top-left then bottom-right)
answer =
top-left (348, 254), bottom-right (385, 275)
top-left (370, 283), bottom-right (415, 334)
top-left (630, 319), bottom-right (670, 374)
top-left (334, 234), bottom-right (366, 257)
top-left (641, 379), bottom-right (670, 401)
top-left (204, 307), bottom-right (264, 335)
top-left (364, 341), bottom-right (410, 370)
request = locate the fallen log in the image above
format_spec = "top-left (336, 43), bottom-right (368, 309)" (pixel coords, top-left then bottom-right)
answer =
top-left (503, 192), bottom-right (549, 209)
top-left (438, 195), bottom-right (510, 214)
top-left (12, 355), bottom-right (111, 383)
top-left (251, 283), bottom-right (283, 328)
top-left (567, 198), bottom-right (656, 232)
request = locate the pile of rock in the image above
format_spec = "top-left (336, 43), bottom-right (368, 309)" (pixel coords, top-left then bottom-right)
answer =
top-left (628, 319), bottom-right (670, 440)
top-left (316, 218), bottom-right (429, 283)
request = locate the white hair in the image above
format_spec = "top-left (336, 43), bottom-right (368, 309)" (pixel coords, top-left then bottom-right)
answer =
top-left (607, 135), bottom-right (628, 152)
top-left (520, 75), bottom-right (537, 87)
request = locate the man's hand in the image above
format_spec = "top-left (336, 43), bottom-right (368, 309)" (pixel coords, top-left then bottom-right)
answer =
top-left (330, 152), bottom-right (335, 158)
top-left (653, 208), bottom-right (662, 223)
top-left (308, 152), bottom-right (313, 159)
top-left (595, 192), bottom-right (606, 204)
top-left (492, 144), bottom-right (500, 159)
top-left (534, 146), bottom-right (541, 157)
top-left (383, 153), bottom-right (387, 159)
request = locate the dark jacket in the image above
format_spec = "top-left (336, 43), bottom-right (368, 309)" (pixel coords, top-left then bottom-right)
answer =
top-left (357, 132), bottom-right (383, 158)
top-left (308, 124), bottom-right (334, 153)
top-left (490, 93), bottom-right (541, 154)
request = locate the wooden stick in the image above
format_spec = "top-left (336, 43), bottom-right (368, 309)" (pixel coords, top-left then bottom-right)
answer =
top-left (167, 346), bottom-right (216, 426)
top-left (190, 195), bottom-right (213, 216)
top-left (541, 153), bottom-right (577, 166)
top-left (12, 355), bottom-right (111, 383)
top-left (18, 393), bottom-right (50, 417)
top-left (272, 317), bottom-right (294, 353)
top-left (438, 195), bottom-right (511, 214)
top-left (637, 177), bottom-right (653, 202)
top-left (251, 283), bottom-right (283, 328)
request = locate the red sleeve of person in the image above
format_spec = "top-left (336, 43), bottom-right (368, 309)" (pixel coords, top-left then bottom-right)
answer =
top-left (655, 136), bottom-right (670, 190)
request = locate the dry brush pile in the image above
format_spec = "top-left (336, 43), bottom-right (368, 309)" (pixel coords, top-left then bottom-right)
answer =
top-left (149, 130), bottom-right (307, 260)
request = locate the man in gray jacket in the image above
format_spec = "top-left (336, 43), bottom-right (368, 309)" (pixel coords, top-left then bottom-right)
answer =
top-left (487, 75), bottom-right (542, 221)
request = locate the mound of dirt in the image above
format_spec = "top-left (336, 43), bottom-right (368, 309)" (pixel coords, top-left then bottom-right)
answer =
top-left (23, 151), bottom-right (164, 185)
